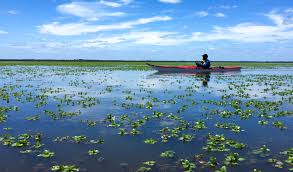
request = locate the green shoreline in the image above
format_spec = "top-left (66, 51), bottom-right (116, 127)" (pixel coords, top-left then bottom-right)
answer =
top-left (0, 60), bottom-right (292, 69)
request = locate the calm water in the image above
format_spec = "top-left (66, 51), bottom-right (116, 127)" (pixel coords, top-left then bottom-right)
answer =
top-left (0, 66), bottom-right (292, 172)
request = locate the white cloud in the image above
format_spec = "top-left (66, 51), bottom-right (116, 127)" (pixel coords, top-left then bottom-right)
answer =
top-left (120, 0), bottom-right (133, 5)
top-left (100, 0), bottom-right (133, 7)
top-left (193, 10), bottom-right (293, 43)
top-left (100, 0), bottom-right (122, 8)
top-left (190, 24), bottom-right (286, 42)
top-left (159, 0), bottom-right (181, 4)
top-left (39, 16), bottom-right (172, 36)
top-left (8, 41), bottom-right (68, 50)
top-left (0, 30), bottom-right (8, 34)
top-left (78, 10), bottom-right (293, 46)
top-left (79, 31), bottom-right (188, 47)
top-left (7, 10), bottom-right (19, 15)
top-left (215, 12), bottom-right (225, 17)
top-left (35, 9), bottom-right (293, 49)
top-left (195, 11), bottom-right (208, 17)
top-left (266, 12), bottom-right (284, 26)
top-left (209, 5), bottom-right (238, 10)
top-left (285, 9), bottom-right (293, 13)
top-left (190, 11), bottom-right (293, 42)
top-left (266, 10), bottom-right (293, 26)
top-left (57, 2), bottom-right (125, 21)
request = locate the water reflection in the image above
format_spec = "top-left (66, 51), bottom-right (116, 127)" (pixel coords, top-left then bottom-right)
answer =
top-left (149, 71), bottom-right (240, 87)
top-left (194, 72), bottom-right (210, 87)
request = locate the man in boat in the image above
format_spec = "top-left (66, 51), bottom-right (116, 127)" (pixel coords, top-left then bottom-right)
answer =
top-left (196, 54), bottom-right (211, 69)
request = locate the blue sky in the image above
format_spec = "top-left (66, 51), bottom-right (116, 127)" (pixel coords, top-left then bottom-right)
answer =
top-left (0, 0), bottom-right (293, 61)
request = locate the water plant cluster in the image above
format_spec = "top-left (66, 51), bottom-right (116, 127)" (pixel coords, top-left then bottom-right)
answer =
top-left (0, 66), bottom-right (292, 172)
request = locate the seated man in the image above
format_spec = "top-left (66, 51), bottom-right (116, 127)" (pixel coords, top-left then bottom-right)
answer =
top-left (196, 54), bottom-right (211, 69)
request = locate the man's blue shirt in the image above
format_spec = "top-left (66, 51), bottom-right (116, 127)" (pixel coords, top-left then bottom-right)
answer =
top-left (202, 59), bottom-right (211, 69)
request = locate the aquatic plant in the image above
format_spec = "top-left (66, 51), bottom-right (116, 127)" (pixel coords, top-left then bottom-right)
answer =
top-left (203, 134), bottom-right (229, 152)
top-left (84, 120), bottom-right (97, 126)
top-left (88, 149), bottom-right (99, 155)
top-left (253, 145), bottom-right (271, 157)
top-left (143, 161), bottom-right (156, 166)
top-left (153, 111), bottom-right (166, 118)
top-left (224, 153), bottom-right (245, 165)
top-left (226, 140), bottom-right (246, 149)
top-left (136, 166), bottom-right (151, 172)
top-left (11, 139), bottom-right (29, 148)
top-left (160, 150), bottom-right (175, 158)
top-left (280, 148), bottom-right (293, 169)
top-left (179, 134), bottom-right (193, 143)
top-left (180, 159), bottom-right (196, 172)
top-left (144, 138), bottom-right (157, 144)
top-left (220, 110), bottom-right (233, 118)
top-left (215, 166), bottom-right (227, 172)
top-left (258, 120), bottom-right (269, 125)
top-left (72, 135), bottom-right (86, 143)
top-left (118, 128), bottom-right (128, 136)
top-left (192, 120), bottom-right (207, 130)
top-left (20, 149), bottom-right (32, 154)
top-left (51, 165), bottom-right (79, 172)
top-left (0, 113), bottom-right (7, 123)
top-left (215, 123), bottom-right (243, 133)
top-left (201, 156), bottom-right (217, 168)
top-left (130, 129), bottom-right (140, 135)
top-left (37, 150), bottom-right (55, 158)
top-left (273, 121), bottom-right (287, 129)
top-left (137, 161), bottom-right (156, 172)
top-left (267, 158), bottom-right (284, 168)
top-left (25, 115), bottom-right (40, 121)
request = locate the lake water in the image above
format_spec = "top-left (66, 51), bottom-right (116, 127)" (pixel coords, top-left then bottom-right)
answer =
top-left (0, 66), bottom-right (292, 172)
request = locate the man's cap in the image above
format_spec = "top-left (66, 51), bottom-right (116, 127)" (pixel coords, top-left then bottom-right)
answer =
top-left (202, 54), bottom-right (208, 58)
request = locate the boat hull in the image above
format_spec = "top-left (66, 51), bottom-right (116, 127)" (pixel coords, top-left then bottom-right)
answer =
top-left (147, 64), bottom-right (241, 73)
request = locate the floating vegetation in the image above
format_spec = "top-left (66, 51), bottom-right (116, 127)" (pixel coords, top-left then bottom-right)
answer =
top-left (144, 138), bottom-right (157, 144)
top-left (179, 134), bottom-right (194, 143)
top-left (25, 115), bottom-right (40, 121)
top-left (88, 149), bottom-right (99, 156)
top-left (252, 145), bottom-right (271, 157)
top-left (136, 166), bottom-right (151, 172)
top-left (215, 122), bottom-right (244, 133)
top-left (51, 165), bottom-right (79, 172)
top-left (207, 156), bottom-right (218, 168)
top-left (37, 150), bottom-right (55, 158)
top-left (180, 159), bottom-right (196, 172)
top-left (0, 113), bottom-right (7, 123)
top-left (267, 158), bottom-right (284, 169)
top-left (160, 150), bottom-right (175, 158)
top-left (137, 161), bottom-right (156, 172)
top-left (118, 128), bottom-right (128, 136)
top-left (258, 120), bottom-right (269, 125)
top-left (203, 134), bottom-right (229, 152)
top-left (0, 66), bottom-right (292, 172)
top-left (273, 121), bottom-right (287, 129)
top-left (192, 120), bottom-right (207, 130)
top-left (72, 135), bottom-right (87, 143)
top-left (215, 166), bottom-right (227, 172)
top-left (224, 153), bottom-right (245, 165)
top-left (281, 148), bottom-right (293, 169)
top-left (143, 161), bottom-right (156, 166)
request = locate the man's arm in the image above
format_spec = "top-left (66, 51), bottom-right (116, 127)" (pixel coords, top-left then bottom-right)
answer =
top-left (202, 61), bottom-right (210, 68)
